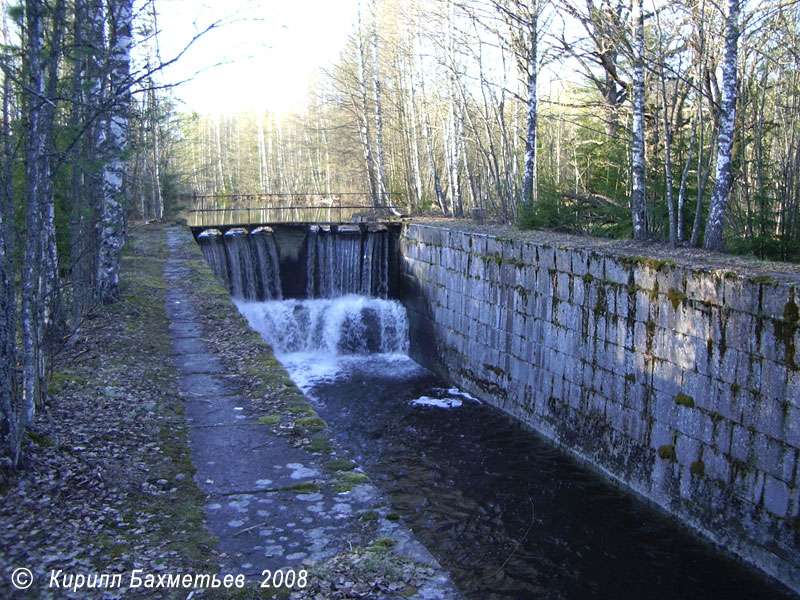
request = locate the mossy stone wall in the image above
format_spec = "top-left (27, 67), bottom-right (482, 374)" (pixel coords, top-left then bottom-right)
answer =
top-left (400, 223), bottom-right (800, 592)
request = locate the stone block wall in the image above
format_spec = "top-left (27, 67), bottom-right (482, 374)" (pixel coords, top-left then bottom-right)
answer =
top-left (400, 223), bottom-right (800, 591)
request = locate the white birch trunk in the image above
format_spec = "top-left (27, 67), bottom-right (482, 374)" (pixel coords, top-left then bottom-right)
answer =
top-left (97, 0), bottom-right (133, 304)
top-left (631, 0), bottom-right (647, 239)
top-left (357, 0), bottom-right (378, 205)
top-left (21, 0), bottom-right (47, 442)
top-left (370, 0), bottom-right (395, 212)
top-left (521, 1), bottom-right (539, 209)
top-left (703, 0), bottom-right (740, 251)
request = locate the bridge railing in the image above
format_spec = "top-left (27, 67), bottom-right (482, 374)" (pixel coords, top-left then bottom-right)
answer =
top-left (182, 193), bottom-right (399, 227)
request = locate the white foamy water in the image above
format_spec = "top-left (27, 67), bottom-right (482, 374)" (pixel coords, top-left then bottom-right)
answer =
top-left (235, 295), bottom-right (477, 410)
top-left (234, 295), bottom-right (409, 357)
top-left (410, 387), bottom-right (481, 409)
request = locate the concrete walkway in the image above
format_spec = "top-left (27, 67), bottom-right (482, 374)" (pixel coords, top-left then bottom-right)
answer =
top-left (163, 228), bottom-right (462, 598)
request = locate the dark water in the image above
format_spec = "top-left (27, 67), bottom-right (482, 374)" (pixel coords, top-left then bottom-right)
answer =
top-left (285, 354), bottom-right (794, 600)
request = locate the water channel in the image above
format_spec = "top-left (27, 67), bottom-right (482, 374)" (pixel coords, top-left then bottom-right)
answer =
top-left (235, 295), bottom-right (794, 600)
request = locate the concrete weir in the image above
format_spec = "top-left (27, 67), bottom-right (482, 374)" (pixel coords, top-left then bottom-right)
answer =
top-left (399, 223), bottom-right (800, 592)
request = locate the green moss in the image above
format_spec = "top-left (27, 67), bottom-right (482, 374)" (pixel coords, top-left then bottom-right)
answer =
top-left (595, 287), bottom-right (608, 315)
top-left (296, 416), bottom-right (328, 431)
top-left (785, 299), bottom-right (799, 323)
top-left (341, 472), bottom-right (369, 484)
top-left (367, 537), bottom-right (398, 551)
top-left (583, 273), bottom-right (595, 284)
top-left (359, 511), bottom-right (380, 522)
top-left (791, 515), bottom-right (800, 531)
top-left (281, 482), bottom-right (320, 493)
top-left (288, 404), bottom-right (316, 416)
top-left (650, 279), bottom-right (660, 301)
top-left (774, 300), bottom-right (799, 370)
top-left (646, 320), bottom-right (656, 345)
top-left (323, 458), bottom-right (356, 472)
top-left (750, 274), bottom-right (774, 284)
top-left (27, 430), bottom-right (54, 447)
top-left (690, 460), bottom-right (706, 477)
top-left (674, 392), bottom-right (695, 408)
top-left (625, 374), bottom-right (636, 384)
top-left (658, 444), bottom-right (677, 461)
top-left (667, 287), bottom-right (685, 311)
top-left (483, 363), bottom-right (506, 377)
top-left (305, 437), bottom-right (332, 454)
top-left (257, 414), bottom-right (281, 426)
top-left (386, 513), bottom-right (401, 521)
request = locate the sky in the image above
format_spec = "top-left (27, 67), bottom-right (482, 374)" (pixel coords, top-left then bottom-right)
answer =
top-left (154, 0), bottom-right (361, 115)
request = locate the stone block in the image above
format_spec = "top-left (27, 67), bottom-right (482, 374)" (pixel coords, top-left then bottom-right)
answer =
top-left (761, 359), bottom-right (788, 406)
top-left (763, 475), bottom-right (791, 517)
top-left (713, 382), bottom-right (744, 424)
top-left (730, 424), bottom-right (753, 462)
top-left (502, 239), bottom-right (523, 264)
top-left (786, 405), bottom-right (800, 449)
top-left (469, 233), bottom-right (488, 256)
top-left (723, 277), bottom-right (761, 315)
top-left (651, 359), bottom-right (682, 398)
top-left (521, 242), bottom-right (537, 266)
top-left (570, 250), bottom-right (589, 276)
top-left (752, 433), bottom-right (785, 481)
top-left (587, 252), bottom-right (605, 280)
top-left (635, 289), bottom-right (652, 323)
top-left (676, 408), bottom-right (714, 445)
top-left (633, 264), bottom-right (658, 291)
top-left (685, 271), bottom-right (723, 306)
top-left (726, 311), bottom-right (756, 355)
top-left (787, 371), bottom-right (800, 408)
top-left (712, 418), bottom-right (733, 455)
top-left (681, 371), bottom-right (712, 410)
top-left (653, 389), bottom-right (679, 429)
top-left (555, 247), bottom-right (573, 272)
top-left (625, 408), bottom-right (650, 444)
top-left (759, 396), bottom-right (788, 440)
top-left (604, 257), bottom-right (630, 286)
top-left (718, 348), bottom-right (740, 385)
top-left (555, 272), bottom-right (572, 302)
top-left (535, 245), bottom-right (556, 270)
top-left (655, 266), bottom-right (686, 298)
top-left (758, 282), bottom-right (795, 321)
top-left (701, 445), bottom-right (731, 484)
top-left (676, 434), bottom-right (702, 466)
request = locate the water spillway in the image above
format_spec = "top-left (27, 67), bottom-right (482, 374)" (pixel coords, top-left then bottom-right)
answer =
top-left (195, 224), bottom-right (397, 300)
top-left (197, 228), bottom-right (282, 300)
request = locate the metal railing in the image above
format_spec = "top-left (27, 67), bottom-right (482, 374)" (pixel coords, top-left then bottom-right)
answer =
top-left (182, 193), bottom-right (399, 227)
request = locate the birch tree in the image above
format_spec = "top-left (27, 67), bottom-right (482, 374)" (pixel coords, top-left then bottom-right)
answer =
top-left (703, 0), bottom-right (740, 251)
top-left (97, 0), bottom-right (134, 303)
top-left (630, 0), bottom-right (647, 239)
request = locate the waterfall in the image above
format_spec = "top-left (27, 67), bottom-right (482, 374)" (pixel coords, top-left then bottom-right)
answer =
top-left (234, 296), bottom-right (409, 357)
top-left (197, 229), bottom-right (282, 301)
top-left (305, 227), bottom-right (389, 299)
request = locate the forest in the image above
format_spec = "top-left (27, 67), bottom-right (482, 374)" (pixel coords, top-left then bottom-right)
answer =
top-left (1, 0), bottom-right (800, 463)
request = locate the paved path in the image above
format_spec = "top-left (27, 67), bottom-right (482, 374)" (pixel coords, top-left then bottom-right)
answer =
top-left (163, 227), bottom-right (462, 598)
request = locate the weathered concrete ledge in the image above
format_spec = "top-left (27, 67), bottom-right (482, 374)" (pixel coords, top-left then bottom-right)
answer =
top-left (400, 222), bottom-right (800, 593)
